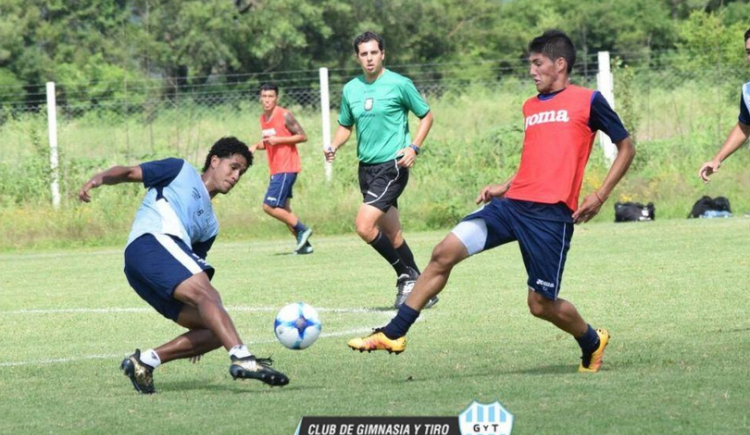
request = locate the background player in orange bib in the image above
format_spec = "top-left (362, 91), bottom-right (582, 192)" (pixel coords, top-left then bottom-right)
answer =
top-left (250, 83), bottom-right (313, 254)
top-left (349, 30), bottom-right (636, 373)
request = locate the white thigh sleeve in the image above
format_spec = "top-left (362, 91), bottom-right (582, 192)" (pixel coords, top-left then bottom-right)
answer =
top-left (450, 219), bottom-right (488, 256)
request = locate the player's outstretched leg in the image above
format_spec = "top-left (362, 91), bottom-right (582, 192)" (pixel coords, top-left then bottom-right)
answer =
top-left (348, 233), bottom-right (469, 353)
top-left (121, 349), bottom-right (156, 394)
top-left (173, 273), bottom-right (290, 385)
top-left (527, 292), bottom-right (609, 372)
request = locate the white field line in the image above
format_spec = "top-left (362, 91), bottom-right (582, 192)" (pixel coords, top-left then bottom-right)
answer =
top-left (0, 305), bottom-right (423, 367)
top-left (0, 323), bottom-right (425, 368)
top-left (0, 306), bottom-right (396, 315)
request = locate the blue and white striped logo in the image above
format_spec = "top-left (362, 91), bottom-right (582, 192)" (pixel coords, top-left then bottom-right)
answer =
top-left (458, 400), bottom-right (514, 435)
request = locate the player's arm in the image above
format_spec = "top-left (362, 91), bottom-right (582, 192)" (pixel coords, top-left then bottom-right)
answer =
top-left (573, 136), bottom-right (635, 223)
top-left (698, 122), bottom-right (750, 182)
top-left (397, 79), bottom-right (433, 168)
top-left (249, 140), bottom-right (266, 153)
top-left (326, 88), bottom-right (354, 162)
top-left (78, 165), bottom-right (143, 203)
top-left (573, 92), bottom-right (635, 223)
top-left (475, 174), bottom-right (516, 204)
top-left (266, 112), bottom-right (308, 146)
top-left (324, 124), bottom-right (353, 163)
top-left (398, 111), bottom-right (433, 168)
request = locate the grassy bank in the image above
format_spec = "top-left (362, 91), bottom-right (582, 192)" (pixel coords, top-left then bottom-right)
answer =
top-left (0, 83), bottom-right (748, 251)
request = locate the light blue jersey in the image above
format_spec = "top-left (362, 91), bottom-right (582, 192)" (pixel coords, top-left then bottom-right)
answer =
top-left (126, 158), bottom-right (217, 257)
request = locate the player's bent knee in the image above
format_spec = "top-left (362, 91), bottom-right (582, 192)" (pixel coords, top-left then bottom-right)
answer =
top-left (262, 203), bottom-right (276, 215)
top-left (528, 303), bottom-right (548, 319)
top-left (355, 222), bottom-right (378, 241)
top-left (430, 241), bottom-right (461, 270)
top-left (177, 281), bottom-right (223, 308)
top-left (527, 296), bottom-right (553, 319)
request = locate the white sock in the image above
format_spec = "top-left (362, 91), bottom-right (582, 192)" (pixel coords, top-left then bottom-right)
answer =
top-left (140, 349), bottom-right (161, 369)
top-left (228, 344), bottom-right (252, 359)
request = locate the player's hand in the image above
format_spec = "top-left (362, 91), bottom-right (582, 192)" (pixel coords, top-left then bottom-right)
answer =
top-left (324, 146), bottom-right (337, 163)
top-left (189, 354), bottom-right (203, 364)
top-left (266, 136), bottom-right (280, 146)
top-left (475, 183), bottom-right (509, 204)
top-left (78, 176), bottom-right (103, 203)
top-left (698, 160), bottom-right (720, 182)
top-left (396, 146), bottom-right (417, 168)
top-left (572, 192), bottom-right (605, 224)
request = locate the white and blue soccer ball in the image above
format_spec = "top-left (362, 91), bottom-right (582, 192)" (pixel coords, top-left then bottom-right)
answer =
top-left (274, 302), bottom-right (322, 350)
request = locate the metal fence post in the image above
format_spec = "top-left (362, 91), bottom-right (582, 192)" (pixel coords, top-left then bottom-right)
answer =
top-left (46, 82), bottom-right (61, 209)
top-left (319, 67), bottom-right (333, 182)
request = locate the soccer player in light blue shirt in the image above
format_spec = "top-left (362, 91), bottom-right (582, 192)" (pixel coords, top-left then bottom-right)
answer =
top-left (698, 27), bottom-right (750, 182)
top-left (79, 137), bottom-right (289, 393)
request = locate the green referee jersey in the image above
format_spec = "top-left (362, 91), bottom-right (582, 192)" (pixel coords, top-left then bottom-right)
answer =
top-left (338, 69), bottom-right (430, 164)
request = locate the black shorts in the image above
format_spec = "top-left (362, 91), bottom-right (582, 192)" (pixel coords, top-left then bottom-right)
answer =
top-left (358, 159), bottom-right (409, 212)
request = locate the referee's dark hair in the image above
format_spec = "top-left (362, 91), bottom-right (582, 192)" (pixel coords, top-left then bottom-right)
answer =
top-left (260, 82), bottom-right (278, 95)
top-left (529, 30), bottom-right (576, 74)
top-left (203, 137), bottom-right (253, 172)
top-left (353, 31), bottom-right (384, 54)
top-left (745, 27), bottom-right (750, 42)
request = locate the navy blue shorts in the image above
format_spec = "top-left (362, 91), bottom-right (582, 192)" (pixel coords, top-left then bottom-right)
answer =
top-left (264, 172), bottom-right (298, 207)
top-left (124, 233), bottom-right (214, 321)
top-left (457, 198), bottom-right (574, 300)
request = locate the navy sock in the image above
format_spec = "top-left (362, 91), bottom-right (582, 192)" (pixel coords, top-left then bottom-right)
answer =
top-left (575, 324), bottom-right (600, 355)
top-left (396, 240), bottom-right (420, 274)
top-left (383, 304), bottom-right (421, 339)
top-left (369, 231), bottom-right (409, 276)
top-left (293, 220), bottom-right (308, 234)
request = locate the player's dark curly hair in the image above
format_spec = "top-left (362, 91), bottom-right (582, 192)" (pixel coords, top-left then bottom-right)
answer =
top-left (202, 137), bottom-right (253, 173)
top-left (745, 27), bottom-right (750, 42)
top-left (529, 30), bottom-right (576, 74)
top-left (353, 31), bottom-right (384, 54)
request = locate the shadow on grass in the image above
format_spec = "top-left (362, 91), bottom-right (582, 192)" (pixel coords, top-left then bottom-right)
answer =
top-left (157, 379), bottom-right (321, 394)
top-left (398, 364), bottom-right (577, 384)
top-left (501, 364), bottom-right (579, 375)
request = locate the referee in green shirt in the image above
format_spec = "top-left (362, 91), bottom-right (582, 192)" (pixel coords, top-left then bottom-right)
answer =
top-left (325, 31), bottom-right (437, 309)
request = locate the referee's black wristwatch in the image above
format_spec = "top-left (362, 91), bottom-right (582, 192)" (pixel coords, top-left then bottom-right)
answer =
top-left (409, 144), bottom-right (421, 155)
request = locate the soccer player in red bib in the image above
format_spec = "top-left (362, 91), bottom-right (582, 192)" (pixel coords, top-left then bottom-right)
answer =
top-left (349, 30), bottom-right (636, 373)
top-left (251, 83), bottom-right (313, 254)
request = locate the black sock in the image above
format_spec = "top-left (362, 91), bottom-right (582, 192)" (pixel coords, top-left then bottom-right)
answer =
top-left (369, 231), bottom-right (409, 276)
top-left (383, 304), bottom-right (421, 339)
top-left (396, 240), bottom-right (420, 274)
top-left (293, 220), bottom-right (308, 234)
top-left (575, 324), bottom-right (600, 364)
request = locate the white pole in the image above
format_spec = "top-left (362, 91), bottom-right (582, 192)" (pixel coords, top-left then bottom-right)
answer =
top-left (319, 67), bottom-right (333, 182)
top-left (596, 51), bottom-right (617, 165)
top-left (46, 82), bottom-right (61, 209)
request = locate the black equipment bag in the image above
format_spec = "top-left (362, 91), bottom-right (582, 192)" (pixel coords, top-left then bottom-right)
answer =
top-left (615, 202), bottom-right (655, 222)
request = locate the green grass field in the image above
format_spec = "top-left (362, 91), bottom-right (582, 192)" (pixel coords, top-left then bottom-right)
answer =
top-left (1, 219), bottom-right (749, 435)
